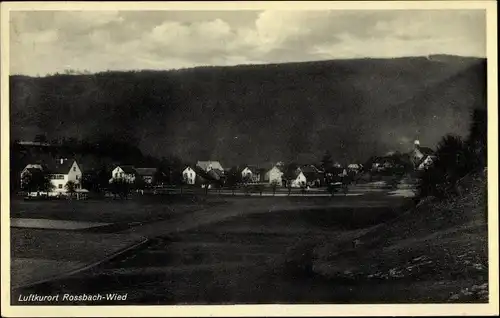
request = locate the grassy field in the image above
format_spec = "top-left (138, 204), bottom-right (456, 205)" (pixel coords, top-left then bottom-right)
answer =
top-left (10, 196), bottom-right (227, 225)
top-left (11, 193), bottom-right (415, 304)
top-left (11, 177), bottom-right (485, 304)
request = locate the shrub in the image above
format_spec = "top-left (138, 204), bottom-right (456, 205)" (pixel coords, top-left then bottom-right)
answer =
top-left (417, 134), bottom-right (473, 199)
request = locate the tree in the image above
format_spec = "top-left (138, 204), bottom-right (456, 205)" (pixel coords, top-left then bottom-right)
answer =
top-left (110, 179), bottom-right (131, 199)
top-left (467, 108), bottom-right (487, 168)
top-left (271, 179), bottom-right (279, 196)
top-left (34, 134), bottom-right (48, 143)
top-left (21, 170), bottom-right (54, 195)
top-left (321, 151), bottom-right (333, 172)
top-left (255, 184), bottom-right (265, 196)
top-left (65, 181), bottom-right (77, 199)
top-left (242, 174), bottom-right (252, 185)
top-left (417, 134), bottom-right (472, 198)
top-left (153, 170), bottom-right (166, 186)
top-left (134, 177), bottom-right (146, 192)
top-left (225, 167), bottom-right (242, 195)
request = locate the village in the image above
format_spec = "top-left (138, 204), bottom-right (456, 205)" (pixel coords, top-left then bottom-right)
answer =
top-left (16, 138), bottom-right (436, 200)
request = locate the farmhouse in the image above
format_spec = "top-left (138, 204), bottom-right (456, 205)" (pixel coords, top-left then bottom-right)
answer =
top-left (46, 158), bottom-right (83, 194)
top-left (110, 165), bottom-right (137, 183)
top-left (412, 140), bottom-right (436, 170)
top-left (300, 165), bottom-right (324, 187)
top-left (264, 165), bottom-right (284, 186)
top-left (290, 171), bottom-right (307, 188)
top-left (182, 166), bottom-right (196, 185)
top-left (282, 167), bottom-right (307, 188)
top-left (241, 165), bottom-right (263, 183)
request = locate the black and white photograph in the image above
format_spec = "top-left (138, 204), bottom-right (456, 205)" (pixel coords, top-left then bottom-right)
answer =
top-left (1, 1), bottom-right (498, 317)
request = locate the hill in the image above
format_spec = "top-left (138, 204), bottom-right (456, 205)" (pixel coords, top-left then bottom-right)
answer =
top-left (9, 56), bottom-right (486, 166)
top-left (313, 169), bottom-right (488, 302)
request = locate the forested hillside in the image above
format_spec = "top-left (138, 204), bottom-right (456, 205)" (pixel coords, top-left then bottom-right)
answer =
top-left (10, 55), bottom-right (486, 166)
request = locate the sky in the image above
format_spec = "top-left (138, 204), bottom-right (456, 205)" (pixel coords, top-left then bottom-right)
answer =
top-left (10, 9), bottom-right (486, 76)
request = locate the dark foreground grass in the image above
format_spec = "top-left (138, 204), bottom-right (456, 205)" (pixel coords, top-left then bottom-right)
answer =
top-left (10, 196), bottom-right (226, 224)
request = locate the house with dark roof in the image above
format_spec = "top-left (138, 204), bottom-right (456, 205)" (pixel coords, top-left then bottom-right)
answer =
top-left (241, 165), bottom-right (264, 183)
top-left (300, 165), bottom-right (324, 187)
top-left (110, 165), bottom-right (137, 184)
top-left (20, 158), bottom-right (84, 195)
top-left (135, 168), bottom-right (159, 184)
top-left (411, 140), bottom-right (436, 170)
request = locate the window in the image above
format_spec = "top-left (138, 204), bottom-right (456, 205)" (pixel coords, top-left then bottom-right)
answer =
top-left (73, 167), bottom-right (76, 172)
top-left (58, 184), bottom-right (63, 189)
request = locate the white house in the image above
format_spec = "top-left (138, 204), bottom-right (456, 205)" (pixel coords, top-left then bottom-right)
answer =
top-left (110, 165), bottom-right (137, 183)
top-left (241, 167), bottom-right (252, 179)
top-left (46, 159), bottom-right (83, 195)
top-left (241, 166), bottom-right (263, 183)
top-left (182, 166), bottom-right (196, 185)
top-left (290, 171), bottom-right (307, 188)
top-left (264, 165), bottom-right (283, 186)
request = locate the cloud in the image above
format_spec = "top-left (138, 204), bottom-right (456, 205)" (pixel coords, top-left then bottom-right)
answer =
top-left (9, 10), bottom-right (486, 75)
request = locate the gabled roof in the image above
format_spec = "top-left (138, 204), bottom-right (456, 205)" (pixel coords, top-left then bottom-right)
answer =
top-left (419, 146), bottom-right (435, 155)
top-left (25, 167), bottom-right (43, 174)
top-left (135, 168), bottom-right (157, 176)
top-left (197, 160), bottom-right (224, 171)
top-left (302, 171), bottom-right (321, 181)
top-left (300, 165), bottom-right (323, 174)
top-left (283, 168), bottom-right (304, 180)
top-left (45, 159), bottom-right (77, 174)
top-left (266, 165), bottom-right (282, 172)
top-left (243, 165), bottom-right (260, 173)
top-left (116, 165), bottom-right (137, 174)
top-left (416, 154), bottom-right (436, 168)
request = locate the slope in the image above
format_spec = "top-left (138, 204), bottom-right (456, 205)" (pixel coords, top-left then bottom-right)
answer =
top-left (10, 56), bottom-right (485, 166)
top-left (313, 169), bottom-right (488, 302)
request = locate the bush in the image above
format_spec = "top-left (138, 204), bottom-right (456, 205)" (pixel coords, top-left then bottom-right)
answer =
top-left (417, 134), bottom-right (476, 199)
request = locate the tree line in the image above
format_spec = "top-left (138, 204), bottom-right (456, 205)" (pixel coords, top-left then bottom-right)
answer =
top-left (417, 107), bottom-right (487, 199)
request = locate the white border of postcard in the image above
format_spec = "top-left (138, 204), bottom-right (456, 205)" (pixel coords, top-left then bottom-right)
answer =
top-left (1, 1), bottom-right (498, 317)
